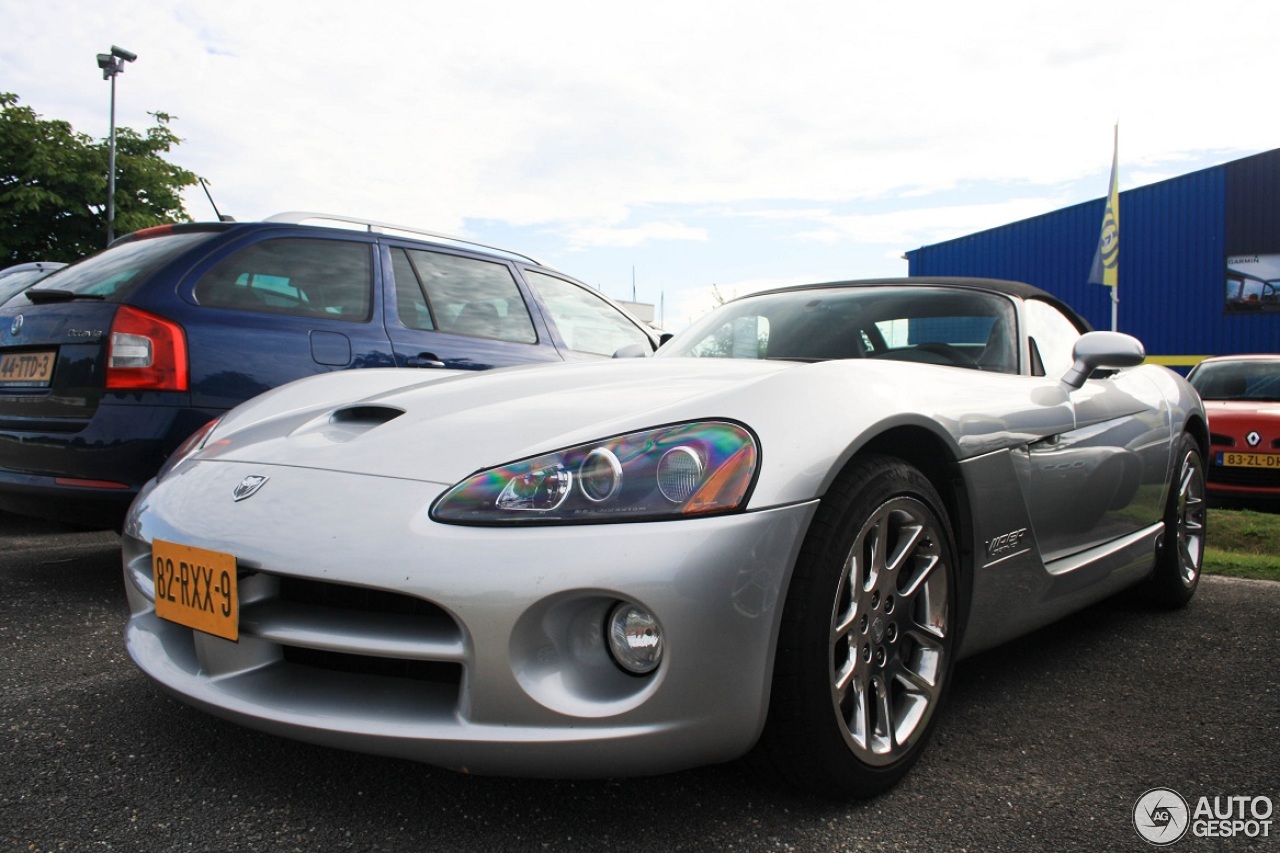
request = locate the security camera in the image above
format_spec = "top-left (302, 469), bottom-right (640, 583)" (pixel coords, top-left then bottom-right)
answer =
top-left (111, 45), bottom-right (137, 62)
top-left (96, 53), bottom-right (115, 70)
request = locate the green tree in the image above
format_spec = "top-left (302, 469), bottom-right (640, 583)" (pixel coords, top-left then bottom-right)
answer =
top-left (0, 92), bottom-right (198, 264)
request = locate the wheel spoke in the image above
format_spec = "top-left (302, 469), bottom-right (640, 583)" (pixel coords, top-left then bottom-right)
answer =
top-left (884, 521), bottom-right (924, 575)
top-left (869, 517), bottom-right (888, 582)
top-left (1178, 462), bottom-right (1195, 501)
top-left (833, 604), bottom-right (858, 641)
top-left (895, 662), bottom-right (937, 697)
top-left (892, 637), bottom-right (943, 693)
top-left (872, 673), bottom-right (894, 752)
top-left (905, 574), bottom-right (948, 641)
top-left (834, 656), bottom-right (858, 696)
top-left (847, 677), bottom-right (870, 748)
top-left (897, 551), bottom-right (939, 600)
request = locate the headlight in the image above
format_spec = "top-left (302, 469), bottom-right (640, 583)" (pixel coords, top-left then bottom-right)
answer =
top-left (431, 420), bottom-right (758, 525)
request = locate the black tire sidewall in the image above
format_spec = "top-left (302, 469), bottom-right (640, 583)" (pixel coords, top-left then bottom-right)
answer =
top-left (762, 454), bottom-right (958, 798)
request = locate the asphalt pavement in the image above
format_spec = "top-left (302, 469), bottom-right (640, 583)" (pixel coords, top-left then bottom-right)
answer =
top-left (2, 512), bottom-right (1277, 852)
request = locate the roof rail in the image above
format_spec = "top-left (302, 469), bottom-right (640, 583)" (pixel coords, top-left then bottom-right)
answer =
top-left (264, 212), bottom-right (541, 265)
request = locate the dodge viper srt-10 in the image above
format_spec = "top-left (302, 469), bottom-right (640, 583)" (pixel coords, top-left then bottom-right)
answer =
top-left (123, 277), bottom-right (1207, 797)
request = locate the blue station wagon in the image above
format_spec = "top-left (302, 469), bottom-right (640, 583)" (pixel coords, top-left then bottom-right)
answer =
top-left (0, 213), bottom-right (660, 527)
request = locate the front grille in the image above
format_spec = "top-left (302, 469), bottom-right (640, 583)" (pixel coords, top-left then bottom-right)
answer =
top-left (1209, 466), bottom-right (1280, 487)
top-left (234, 572), bottom-right (468, 705)
top-left (282, 646), bottom-right (463, 685)
top-left (279, 574), bottom-right (445, 618)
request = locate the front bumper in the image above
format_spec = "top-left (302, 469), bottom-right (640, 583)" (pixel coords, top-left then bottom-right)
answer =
top-left (1205, 450), bottom-right (1280, 500)
top-left (123, 460), bottom-right (817, 776)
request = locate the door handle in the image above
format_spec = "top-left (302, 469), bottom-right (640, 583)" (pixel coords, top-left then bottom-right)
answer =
top-left (407, 353), bottom-right (446, 369)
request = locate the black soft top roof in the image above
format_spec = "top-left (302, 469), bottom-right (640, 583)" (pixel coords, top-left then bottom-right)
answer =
top-left (745, 276), bottom-right (1093, 333)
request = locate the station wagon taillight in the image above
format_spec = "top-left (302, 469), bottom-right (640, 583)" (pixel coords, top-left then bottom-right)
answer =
top-left (106, 305), bottom-right (189, 391)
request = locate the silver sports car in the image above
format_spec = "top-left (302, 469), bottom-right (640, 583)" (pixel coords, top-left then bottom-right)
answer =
top-left (122, 277), bottom-right (1207, 797)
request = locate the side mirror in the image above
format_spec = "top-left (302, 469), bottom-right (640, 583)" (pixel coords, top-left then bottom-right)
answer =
top-left (1060, 331), bottom-right (1146, 389)
top-left (612, 343), bottom-right (650, 359)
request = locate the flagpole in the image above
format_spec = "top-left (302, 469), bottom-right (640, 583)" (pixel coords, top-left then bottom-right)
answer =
top-left (1110, 123), bottom-right (1118, 332)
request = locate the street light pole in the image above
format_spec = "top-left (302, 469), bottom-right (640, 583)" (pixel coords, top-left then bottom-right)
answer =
top-left (96, 45), bottom-right (137, 246)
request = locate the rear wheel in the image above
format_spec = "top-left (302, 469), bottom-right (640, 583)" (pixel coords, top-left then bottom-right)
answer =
top-left (757, 455), bottom-right (957, 798)
top-left (1147, 433), bottom-right (1206, 608)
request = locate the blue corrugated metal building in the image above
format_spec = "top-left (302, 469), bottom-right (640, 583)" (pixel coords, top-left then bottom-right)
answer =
top-left (905, 148), bottom-right (1280, 367)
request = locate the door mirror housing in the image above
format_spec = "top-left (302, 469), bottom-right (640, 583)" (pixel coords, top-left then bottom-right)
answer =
top-left (1061, 331), bottom-right (1146, 389)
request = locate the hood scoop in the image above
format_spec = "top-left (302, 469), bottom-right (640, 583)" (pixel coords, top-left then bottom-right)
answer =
top-left (330, 405), bottom-right (405, 427)
top-left (288, 404), bottom-right (406, 447)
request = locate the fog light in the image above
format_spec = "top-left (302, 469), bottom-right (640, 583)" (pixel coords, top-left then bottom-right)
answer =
top-left (607, 602), bottom-right (663, 675)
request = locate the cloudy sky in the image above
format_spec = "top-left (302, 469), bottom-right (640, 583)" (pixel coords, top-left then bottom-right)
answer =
top-left (3, 0), bottom-right (1276, 327)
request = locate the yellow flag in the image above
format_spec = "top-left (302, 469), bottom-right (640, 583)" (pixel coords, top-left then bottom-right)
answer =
top-left (1089, 127), bottom-right (1119, 287)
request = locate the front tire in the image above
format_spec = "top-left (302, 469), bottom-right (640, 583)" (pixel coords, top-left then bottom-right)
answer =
top-left (757, 455), bottom-right (957, 798)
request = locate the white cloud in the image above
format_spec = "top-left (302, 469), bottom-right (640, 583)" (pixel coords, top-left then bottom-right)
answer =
top-left (786, 197), bottom-right (1079, 248)
top-left (3, 0), bottom-right (1277, 319)
top-left (562, 221), bottom-right (710, 249)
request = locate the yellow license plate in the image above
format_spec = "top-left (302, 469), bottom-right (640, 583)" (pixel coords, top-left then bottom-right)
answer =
top-left (1220, 452), bottom-right (1280, 469)
top-left (0, 350), bottom-right (56, 387)
top-left (152, 539), bottom-right (239, 641)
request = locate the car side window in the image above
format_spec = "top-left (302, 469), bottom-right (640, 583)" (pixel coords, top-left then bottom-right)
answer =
top-left (523, 270), bottom-right (653, 356)
top-left (194, 238), bottom-right (372, 321)
top-left (397, 249), bottom-right (537, 344)
top-left (1023, 299), bottom-right (1082, 378)
top-left (391, 248), bottom-right (435, 331)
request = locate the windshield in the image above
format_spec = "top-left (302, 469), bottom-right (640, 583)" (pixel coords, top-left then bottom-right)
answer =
top-left (658, 286), bottom-right (1019, 372)
top-left (1189, 360), bottom-right (1280, 402)
top-left (13, 231), bottom-right (218, 303)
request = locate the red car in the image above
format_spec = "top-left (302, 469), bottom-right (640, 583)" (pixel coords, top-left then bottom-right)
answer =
top-left (1187, 354), bottom-right (1280, 502)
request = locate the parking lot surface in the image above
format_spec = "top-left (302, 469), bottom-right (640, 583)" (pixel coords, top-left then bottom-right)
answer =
top-left (2, 512), bottom-right (1278, 852)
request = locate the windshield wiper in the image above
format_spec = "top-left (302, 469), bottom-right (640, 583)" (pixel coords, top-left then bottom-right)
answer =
top-left (22, 289), bottom-right (107, 304)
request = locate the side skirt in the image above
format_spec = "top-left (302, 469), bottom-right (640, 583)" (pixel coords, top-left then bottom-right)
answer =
top-left (957, 520), bottom-right (1162, 659)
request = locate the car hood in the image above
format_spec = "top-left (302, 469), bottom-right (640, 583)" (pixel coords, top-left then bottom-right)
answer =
top-left (189, 360), bottom-right (798, 486)
top-left (175, 356), bottom-right (1093, 508)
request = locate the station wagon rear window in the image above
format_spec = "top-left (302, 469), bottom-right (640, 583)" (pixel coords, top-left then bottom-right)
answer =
top-left (13, 232), bottom-right (217, 303)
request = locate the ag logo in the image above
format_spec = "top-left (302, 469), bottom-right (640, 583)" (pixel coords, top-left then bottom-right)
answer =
top-left (1134, 787), bottom-right (1189, 845)
top-left (232, 475), bottom-right (270, 502)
